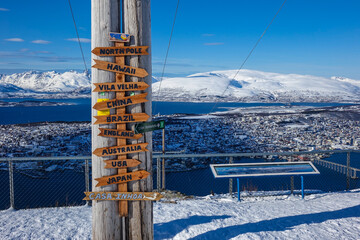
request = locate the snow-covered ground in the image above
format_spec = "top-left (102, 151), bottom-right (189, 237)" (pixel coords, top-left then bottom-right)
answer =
top-left (1, 190), bottom-right (360, 239)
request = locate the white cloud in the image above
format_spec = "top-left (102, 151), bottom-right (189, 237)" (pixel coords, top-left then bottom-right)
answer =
top-left (32, 40), bottom-right (51, 44)
top-left (5, 38), bottom-right (24, 42)
top-left (0, 8), bottom-right (9, 11)
top-left (66, 38), bottom-right (91, 43)
top-left (204, 42), bottom-right (224, 46)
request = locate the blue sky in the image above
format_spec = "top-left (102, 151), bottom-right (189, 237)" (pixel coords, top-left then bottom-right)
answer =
top-left (0, 0), bottom-right (359, 79)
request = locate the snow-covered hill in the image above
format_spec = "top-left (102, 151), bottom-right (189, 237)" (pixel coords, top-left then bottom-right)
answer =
top-left (153, 70), bottom-right (360, 102)
top-left (1, 69), bottom-right (360, 102)
top-left (0, 71), bottom-right (91, 98)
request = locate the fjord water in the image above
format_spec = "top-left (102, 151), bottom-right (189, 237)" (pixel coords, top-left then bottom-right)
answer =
top-left (0, 98), bottom-right (354, 124)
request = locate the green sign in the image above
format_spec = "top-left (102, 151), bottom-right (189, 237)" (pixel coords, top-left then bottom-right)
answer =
top-left (135, 120), bottom-right (165, 134)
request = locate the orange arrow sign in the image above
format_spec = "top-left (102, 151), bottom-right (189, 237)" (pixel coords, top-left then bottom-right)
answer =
top-left (93, 93), bottom-right (148, 111)
top-left (92, 46), bottom-right (149, 56)
top-left (83, 191), bottom-right (163, 201)
top-left (93, 143), bottom-right (148, 157)
top-left (93, 82), bottom-right (149, 92)
top-left (94, 113), bottom-right (150, 124)
top-left (92, 59), bottom-right (148, 78)
top-left (98, 128), bottom-right (142, 139)
top-left (103, 158), bottom-right (141, 169)
top-left (95, 170), bottom-right (150, 187)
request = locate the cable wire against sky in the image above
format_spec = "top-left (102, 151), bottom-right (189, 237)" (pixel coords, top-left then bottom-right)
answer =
top-left (153, 0), bottom-right (180, 114)
top-left (209, 0), bottom-right (287, 113)
top-left (68, 0), bottom-right (88, 74)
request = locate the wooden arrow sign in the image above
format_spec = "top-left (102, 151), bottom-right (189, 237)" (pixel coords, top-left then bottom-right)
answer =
top-left (94, 113), bottom-right (149, 124)
top-left (92, 59), bottom-right (148, 78)
top-left (104, 158), bottom-right (141, 169)
top-left (93, 82), bottom-right (149, 92)
top-left (83, 191), bottom-right (163, 201)
top-left (92, 46), bottom-right (149, 56)
top-left (93, 93), bottom-right (148, 111)
top-left (93, 143), bottom-right (148, 157)
top-left (98, 128), bottom-right (142, 139)
top-left (95, 170), bottom-right (150, 187)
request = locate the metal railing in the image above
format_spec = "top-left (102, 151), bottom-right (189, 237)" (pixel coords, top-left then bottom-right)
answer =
top-left (1, 149), bottom-right (359, 210)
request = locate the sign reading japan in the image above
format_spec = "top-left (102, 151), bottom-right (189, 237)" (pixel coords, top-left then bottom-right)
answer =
top-left (95, 170), bottom-right (150, 187)
top-left (92, 46), bottom-right (149, 56)
top-left (92, 59), bottom-right (148, 78)
top-left (210, 162), bottom-right (320, 178)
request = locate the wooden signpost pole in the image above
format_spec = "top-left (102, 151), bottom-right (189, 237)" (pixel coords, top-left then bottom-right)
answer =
top-left (115, 42), bottom-right (128, 217)
top-left (123, 0), bottom-right (153, 239)
top-left (91, 0), bottom-right (122, 239)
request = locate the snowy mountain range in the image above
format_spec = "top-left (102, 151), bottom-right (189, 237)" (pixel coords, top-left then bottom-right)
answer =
top-left (1, 70), bottom-right (360, 102)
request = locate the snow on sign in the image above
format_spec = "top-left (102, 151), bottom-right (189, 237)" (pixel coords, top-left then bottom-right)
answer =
top-left (92, 59), bottom-right (148, 78)
top-left (83, 192), bottom-right (163, 201)
top-left (210, 162), bottom-right (320, 178)
top-left (92, 46), bottom-right (149, 56)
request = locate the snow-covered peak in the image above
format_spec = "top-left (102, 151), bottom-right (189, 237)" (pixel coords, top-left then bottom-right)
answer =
top-left (153, 69), bottom-right (360, 102)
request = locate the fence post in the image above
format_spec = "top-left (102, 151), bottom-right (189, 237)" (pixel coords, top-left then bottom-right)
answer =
top-left (346, 152), bottom-right (350, 190)
top-left (8, 160), bottom-right (14, 209)
top-left (85, 159), bottom-right (90, 206)
top-left (229, 157), bottom-right (233, 196)
top-left (290, 176), bottom-right (294, 195)
top-left (157, 157), bottom-right (161, 192)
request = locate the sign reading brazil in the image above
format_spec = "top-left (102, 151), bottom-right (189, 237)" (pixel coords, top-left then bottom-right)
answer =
top-left (92, 46), bottom-right (149, 56)
top-left (98, 128), bottom-right (142, 139)
top-left (93, 82), bottom-right (149, 92)
top-left (92, 59), bottom-right (148, 78)
top-left (103, 158), bottom-right (141, 169)
top-left (93, 143), bottom-right (148, 157)
top-left (95, 170), bottom-right (150, 187)
top-left (93, 93), bottom-right (148, 111)
top-left (94, 113), bottom-right (149, 124)
top-left (83, 192), bottom-right (163, 201)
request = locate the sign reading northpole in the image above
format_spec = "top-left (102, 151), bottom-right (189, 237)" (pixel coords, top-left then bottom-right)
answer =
top-left (135, 120), bottom-right (165, 134)
top-left (92, 59), bottom-right (148, 78)
top-left (92, 46), bottom-right (149, 56)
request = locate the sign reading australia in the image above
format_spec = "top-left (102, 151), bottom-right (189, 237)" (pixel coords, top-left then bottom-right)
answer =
top-left (210, 162), bottom-right (320, 178)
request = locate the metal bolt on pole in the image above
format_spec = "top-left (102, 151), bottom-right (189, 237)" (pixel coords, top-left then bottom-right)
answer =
top-left (8, 160), bottom-right (14, 209)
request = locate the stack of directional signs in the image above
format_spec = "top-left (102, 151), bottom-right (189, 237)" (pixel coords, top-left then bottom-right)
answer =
top-left (84, 32), bottom-right (162, 216)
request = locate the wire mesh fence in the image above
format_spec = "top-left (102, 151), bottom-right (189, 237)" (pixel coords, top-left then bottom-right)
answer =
top-left (0, 150), bottom-right (359, 210)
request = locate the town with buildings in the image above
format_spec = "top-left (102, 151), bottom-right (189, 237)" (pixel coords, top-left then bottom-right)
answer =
top-left (0, 104), bottom-right (359, 172)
